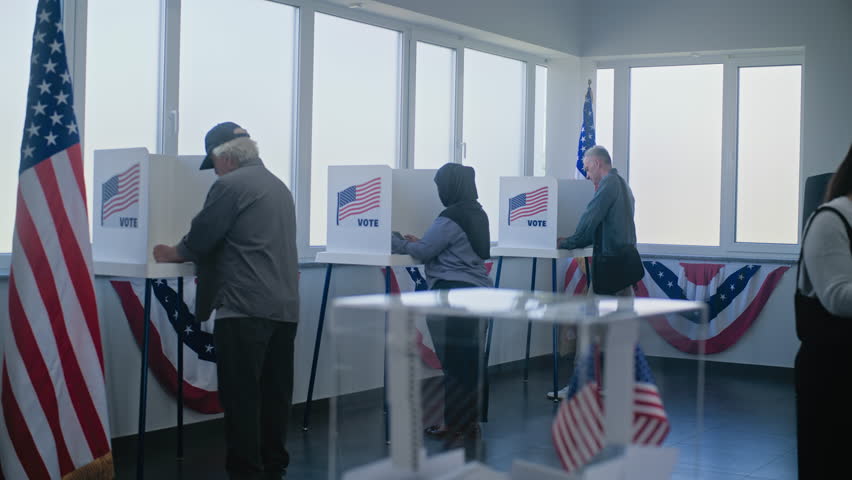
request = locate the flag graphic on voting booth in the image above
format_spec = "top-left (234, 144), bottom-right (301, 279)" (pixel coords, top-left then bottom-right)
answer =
top-left (498, 176), bottom-right (593, 249)
top-left (508, 186), bottom-right (549, 225)
top-left (101, 162), bottom-right (141, 227)
top-left (325, 165), bottom-right (444, 256)
top-left (337, 177), bottom-right (382, 225)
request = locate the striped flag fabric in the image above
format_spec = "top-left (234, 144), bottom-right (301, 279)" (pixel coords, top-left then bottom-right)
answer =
top-left (336, 176), bottom-right (381, 224)
top-left (636, 260), bottom-right (789, 354)
top-left (101, 163), bottom-right (140, 224)
top-left (508, 186), bottom-right (548, 224)
top-left (551, 346), bottom-right (669, 473)
top-left (0, 1), bottom-right (113, 478)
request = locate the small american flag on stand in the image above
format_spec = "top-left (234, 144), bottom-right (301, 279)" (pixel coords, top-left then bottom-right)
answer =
top-left (551, 346), bottom-right (669, 473)
top-left (508, 186), bottom-right (548, 224)
top-left (336, 177), bottom-right (381, 224)
top-left (0, 1), bottom-right (113, 478)
top-left (101, 163), bottom-right (140, 224)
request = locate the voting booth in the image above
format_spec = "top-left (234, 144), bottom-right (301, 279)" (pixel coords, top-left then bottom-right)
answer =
top-left (327, 289), bottom-right (708, 479)
top-left (318, 165), bottom-right (444, 263)
top-left (91, 147), bottom-right (216, 476)
top-left (92, 147), bottom-right (215, 276)
top-left (497, 176), bottom-right (594, 250)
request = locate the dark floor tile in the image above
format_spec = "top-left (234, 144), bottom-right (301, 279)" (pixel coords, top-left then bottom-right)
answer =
top-left (114, 357), bottom-right (799, 480)
top-left (747, 451), bottom-right (797, 480)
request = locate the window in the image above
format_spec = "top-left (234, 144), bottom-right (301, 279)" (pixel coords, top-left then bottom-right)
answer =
top-left (310, 13), bottom-right (401, 246)
top-left (462, 48), bottom-right (526, 241)
top-left (736, 65), bottom-right (802, 244)
top-left (413, 41), bottom-right (455, 170)
top-left (178, 0), bottom-right (297, 186)
top-left (629, 64), bottom-right (724, 246)
top-left (0, 0), bottom-right (39, 253)
top-left (178, 0), bottom-right (297, 187)
top-left (533, 65), bottom-right (547, 176)
top-left (595, 68), bottom-right (614, 155)
top-left (85, 0), bottom-right (160, 230)
top-left (604, 54), bottom-right (803, 256)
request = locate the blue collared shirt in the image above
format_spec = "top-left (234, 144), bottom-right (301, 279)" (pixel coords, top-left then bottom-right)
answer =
top-left (559, 168), bottom-right (637, 256)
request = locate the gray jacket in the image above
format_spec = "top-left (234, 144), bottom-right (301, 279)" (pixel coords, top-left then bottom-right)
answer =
top-left (392, 217), bottom-right (493, 288)
top-left (559, 168), bottom-right (637, 255)
top-left (177, 158), bottom-right (299, 322)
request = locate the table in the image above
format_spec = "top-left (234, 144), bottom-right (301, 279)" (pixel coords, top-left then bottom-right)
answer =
top-left (329, 288), bottom-right (708, 476)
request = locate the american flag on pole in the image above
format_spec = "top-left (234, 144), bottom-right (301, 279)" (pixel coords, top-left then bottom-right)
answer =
top-left (508, 186), bottom-right (548, 225)
top-left (551, 346), bottom-right (669, 473)
top-left (0, 1), bottom-right (114, 478)
top-left (575, 82), bottom-right (595, 179)
top-left (336, 177), bottom-right (381, 224)
top-left (101, 163), bottom-right (140, 225)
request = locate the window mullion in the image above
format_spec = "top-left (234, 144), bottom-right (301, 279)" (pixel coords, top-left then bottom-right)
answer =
top-left (294, 5), bottom-right (314, 255)
top-left (720, 60), bottom-right (739, 252)
top-left (523, 61), bottom-right (535, 176)
top-left (159, 0), bottom-right (179, 156)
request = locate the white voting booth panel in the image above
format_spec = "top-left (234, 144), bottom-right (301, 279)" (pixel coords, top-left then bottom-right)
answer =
top-left (92, 148), bottom-right (215, 275)
top-left (325, 165), bottom-right (443, 256)
top-left (497, 177), bottom-right (594, 249)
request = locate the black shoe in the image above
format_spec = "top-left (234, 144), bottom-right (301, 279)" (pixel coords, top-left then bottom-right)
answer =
top-left (263, 467), bottom-right (286, 479)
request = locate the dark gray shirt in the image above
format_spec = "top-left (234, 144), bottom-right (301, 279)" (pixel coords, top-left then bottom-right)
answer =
top-left (177, 158), bottom-right (299, 323)
top-left (392, 217), bottom-right (493, 288)
top-left (560, 168), bottom-right (637, 255)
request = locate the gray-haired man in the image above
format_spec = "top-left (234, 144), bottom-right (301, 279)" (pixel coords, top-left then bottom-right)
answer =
top-left (154, 122), bottom-right (299, 479)
top-left (550, 145), bottom-right (643, 400)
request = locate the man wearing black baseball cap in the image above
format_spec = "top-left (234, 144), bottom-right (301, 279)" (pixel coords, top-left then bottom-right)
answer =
top-left (199, 121), bottom-right (251, 171)
top-left (154, 122), bottom-right (299, 479)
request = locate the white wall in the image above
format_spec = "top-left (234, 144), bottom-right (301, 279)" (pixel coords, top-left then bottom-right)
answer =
top-left (579, 0), bottom-right (852, 177)
top-left (545, 57), bottom-right (583, 178)
top-left (371, 0), bottom-right (582, 55)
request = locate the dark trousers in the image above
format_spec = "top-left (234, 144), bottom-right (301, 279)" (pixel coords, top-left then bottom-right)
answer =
top-left (795, 344), bottom-right (851, 478)
top-left (428, 280), bottom-right (485, 431)
top-left (214, 317), bottom-right (298, 479)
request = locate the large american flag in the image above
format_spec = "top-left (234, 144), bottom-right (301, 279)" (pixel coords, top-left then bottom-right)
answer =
top-left (508, 186), bottom-right (548, 224)
top-left (336, 177), bottom-right (381, 224)
top-left (101, 163), bottom-right (140, 224)
top-left (575, 83), bottom-right (595, 179)
top-left (551, 346), bottom-right (669, 473)
top-left (0, 1), bottom-right (113, 478)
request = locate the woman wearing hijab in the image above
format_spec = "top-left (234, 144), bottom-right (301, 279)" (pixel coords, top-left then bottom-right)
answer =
top-left (392, 162), bottom-right (492, 441)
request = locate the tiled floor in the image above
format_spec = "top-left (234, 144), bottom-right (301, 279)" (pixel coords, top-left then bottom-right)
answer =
top-left (113, 357), bottom-right (797, 479)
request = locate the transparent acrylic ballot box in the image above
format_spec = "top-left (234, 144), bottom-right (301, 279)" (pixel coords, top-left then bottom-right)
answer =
top-left (326, 289), bottom-right (709, 480)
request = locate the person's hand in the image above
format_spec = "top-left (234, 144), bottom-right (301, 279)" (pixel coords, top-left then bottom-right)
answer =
top-left (153, 244), bottom-right (183, 263)
top-left (404, 234), bottom-right (420, 242)
top-left (557, 237), bottom-right (567, 249)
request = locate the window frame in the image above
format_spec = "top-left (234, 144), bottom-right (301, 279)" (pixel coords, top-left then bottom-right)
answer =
top-left (598, 51), bottom-right (804, 261)
top-left (2, 0), bottom-right (551, 265)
